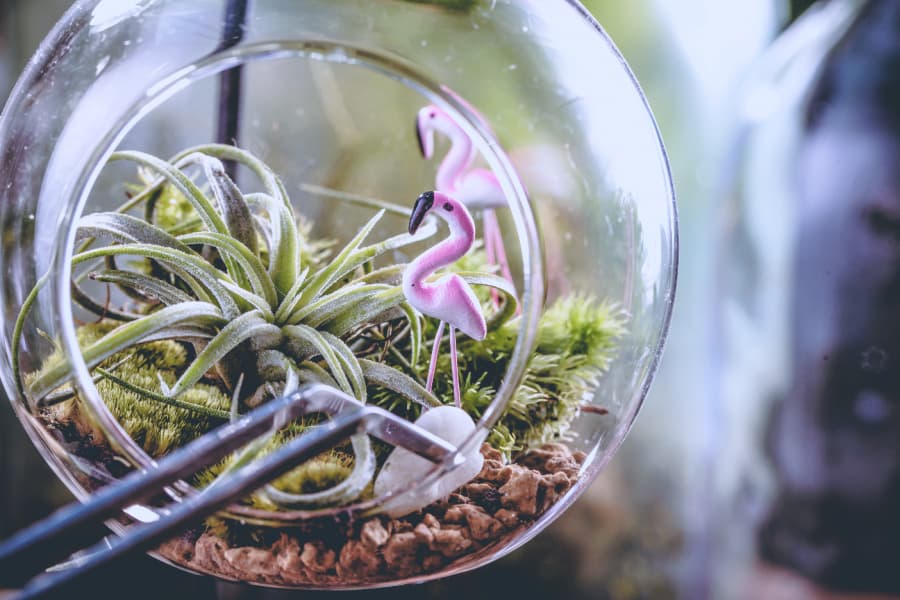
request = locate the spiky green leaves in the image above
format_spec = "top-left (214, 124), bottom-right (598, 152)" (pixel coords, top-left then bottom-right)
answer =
top-left (15, 144), bottom-right (535, 511)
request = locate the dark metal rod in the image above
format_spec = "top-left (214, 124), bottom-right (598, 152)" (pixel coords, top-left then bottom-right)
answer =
top-left (0, 385), bottom-right (321, 587)
top-left (19, 411), bottom-right (363, 599)
top-left (216, 0), bottom-right (250, 180)
top-left (0, 384), bottom-right (460, 594)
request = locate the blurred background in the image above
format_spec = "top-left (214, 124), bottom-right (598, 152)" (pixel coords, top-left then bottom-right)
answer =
top-left (5, 0), bottom-right (899, 598)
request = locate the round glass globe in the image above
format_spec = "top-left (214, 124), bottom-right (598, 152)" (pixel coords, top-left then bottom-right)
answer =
top-left (0, 0), bottom-right (676, 588)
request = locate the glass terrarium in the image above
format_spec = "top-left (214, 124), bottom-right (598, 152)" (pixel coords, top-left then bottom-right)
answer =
top-left (0, 0), bottom-right (676, 589)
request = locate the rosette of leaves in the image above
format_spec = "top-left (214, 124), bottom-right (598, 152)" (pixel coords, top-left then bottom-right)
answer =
top-left (14, 143), bottom-right (515, 508)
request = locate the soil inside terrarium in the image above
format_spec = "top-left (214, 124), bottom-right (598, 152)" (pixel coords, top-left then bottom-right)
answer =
top-left (156, 442), bottom-right (585, 586)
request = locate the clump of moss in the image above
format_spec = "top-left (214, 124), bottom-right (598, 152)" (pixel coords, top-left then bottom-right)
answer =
top-left (452, 294), bottom-right (626, 456)
top-left (192, 422), bottom-right (360, 513)
top-left (34, 320), bottom-right (231, 457)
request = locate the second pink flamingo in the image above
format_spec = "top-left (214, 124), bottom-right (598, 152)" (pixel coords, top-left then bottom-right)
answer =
top-left (415, 105), bottom-right (514, 297)
top-left (403, 190), bottom-right (486, 408)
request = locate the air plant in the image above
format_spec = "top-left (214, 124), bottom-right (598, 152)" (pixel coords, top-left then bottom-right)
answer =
top-left (14, 144), bottom-right (516, 508)
top-left (13, 143), bottom-right (624, 513)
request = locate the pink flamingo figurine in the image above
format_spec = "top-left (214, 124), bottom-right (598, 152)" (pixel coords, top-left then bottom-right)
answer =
top-left (416, 105), bottom-right (514, 303)
top-left (403, 190), bottom-right (486, 408)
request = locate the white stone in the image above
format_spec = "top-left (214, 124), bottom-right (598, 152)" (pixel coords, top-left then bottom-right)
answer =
top-left (374, 406), bottom-right (484, 517)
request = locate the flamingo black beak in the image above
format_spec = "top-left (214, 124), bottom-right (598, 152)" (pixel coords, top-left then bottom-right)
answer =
top-left (409, 191), bottom-right (435, 234)
top-left (415, 115), bottom-right (427, 157)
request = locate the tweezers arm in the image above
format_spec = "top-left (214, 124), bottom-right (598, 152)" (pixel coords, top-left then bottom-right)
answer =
top-left (1, 383), bottom-right (463, 598)
top-left (0, 383), bottom-right (340, 587)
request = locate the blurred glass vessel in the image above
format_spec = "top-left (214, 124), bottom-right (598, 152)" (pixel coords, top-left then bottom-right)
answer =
top-left (0, 0), bottom-right (676, 588)
top-left (714, 0), bottom-right (900, 596)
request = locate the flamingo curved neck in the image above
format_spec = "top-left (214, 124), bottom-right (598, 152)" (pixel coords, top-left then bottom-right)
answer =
top-left (434, 118), bottom-right (474, 192)
top-left (403, 204), bottom-right (475, 302)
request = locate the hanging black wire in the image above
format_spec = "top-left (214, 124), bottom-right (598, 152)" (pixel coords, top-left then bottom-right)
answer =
top-left (216, 0), bottom-right (249, 180)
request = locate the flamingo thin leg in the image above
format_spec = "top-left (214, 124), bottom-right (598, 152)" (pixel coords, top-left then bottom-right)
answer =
top-left (490, 214), bottom-right (514, 286)
top-left (483, 210), bottom-right (501, 309)
top-left (449, 325), bottom-right (461, 409)
top-left (425, 320), bottom-right (446, 392)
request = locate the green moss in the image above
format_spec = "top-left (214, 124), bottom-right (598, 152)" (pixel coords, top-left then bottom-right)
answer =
top-left (380, 294), bottom-right (627, 457)
top-left (192, 424), bottom-right (358, 512)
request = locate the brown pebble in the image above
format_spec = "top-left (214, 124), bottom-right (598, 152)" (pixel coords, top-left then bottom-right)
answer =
top-left (422, 513), bottom-right (440, 529)
top-left (443, 506), bottom-right (465, 524)
top-left (160, 537), bottom-right (195, 562)
top-left (225, 546), bottom-right (282, 578)
top-left (383, 532), bottom-right (422, 575)
top-left (274, 536), bottom-right (306, 577)
top-left (463, 482), bottom-right (494, 499)
top-left (455, 504), bottom-right (504, 541)
top-left (480, 443), bottom-right (504, 462)
top-left (540, 470), bottom-right (574, 510)
top-left (499, 469), bottom-right (542, 517)
top-left (360, 519), bottom-right (390, 551)
top-left (194, 534), bottom-right (243, 580)
top-left (479, 460), bottom-right (513, 483)
top-left (494, 508), bottom-right (522, 529)
top-left (300, 541), bottom-right (336, 573)
top-left (337, 540), bottom-right (382, 578)
top-left (414, 522), bottom-right (435, 545)
top-left (430, 526), bottom-right (473, 558)
top-left (390, 519), bottom-right (414, 534)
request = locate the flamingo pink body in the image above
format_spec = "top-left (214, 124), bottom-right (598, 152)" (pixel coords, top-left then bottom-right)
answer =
top-left (402, 191), bottom-right (486, 341)
top-left (416, 105), bottom-right (513, 301)
top-left (416, 105), bottom-right (506, 210)
top-left (403, 191), bottom-right (486, 407)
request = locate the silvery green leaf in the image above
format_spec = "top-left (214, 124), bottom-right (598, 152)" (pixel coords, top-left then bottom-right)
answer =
top-left (110, 151), bottom-right (229, 236)
top-left (360, 359), bottom-right (441, 409)
top-left (318, 330), bottom-right (366, 403)
top-left (29, 301), bottom-right (225, 401)
top-left (13, 272), bottom-right (50, 396)
top-left (397, 301), bottom-right (423, 367)
top-left (243, 192), bottom-right (299, 295)
top-left (272, 266), bottom-right (309, 324)
top-left (73, 243), bottom-right (241, 320)
top-left (296, 361), bottom-right (339, 388)
top-left (179, 231), bottom-right (276, 307)
top-left (219, 280), bottom-right (275, 322)
top-left (326, 287), bottom-right (405, 337)
top-left (374, 217), bottom-right (438, 252)
top-left (296, 210), bottom-right (384, 306)
top-left (299, 183), bottom-right (412, 216)
top-left (458, 272), bottom-right (519, 329)
top-left (287, 283), bottom-right (391, 328)
top-left (196, 154), bottom-right (258, 255)
top-left (355, 264), bottom-right (404, 285)
top-left (166, 310), bottom-right (281, 398)
top-left (172, 145), bottom-right (286, 206)
top-left (282, 324), bottom-right (352, 396)
top-left (90, 269), bottom-right (194, 306)
top-left (76, 212), bottom-right (192, 254)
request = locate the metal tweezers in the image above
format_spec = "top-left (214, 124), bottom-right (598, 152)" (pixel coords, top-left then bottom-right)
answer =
top-left (0, 384), bottom-right (459, 599)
